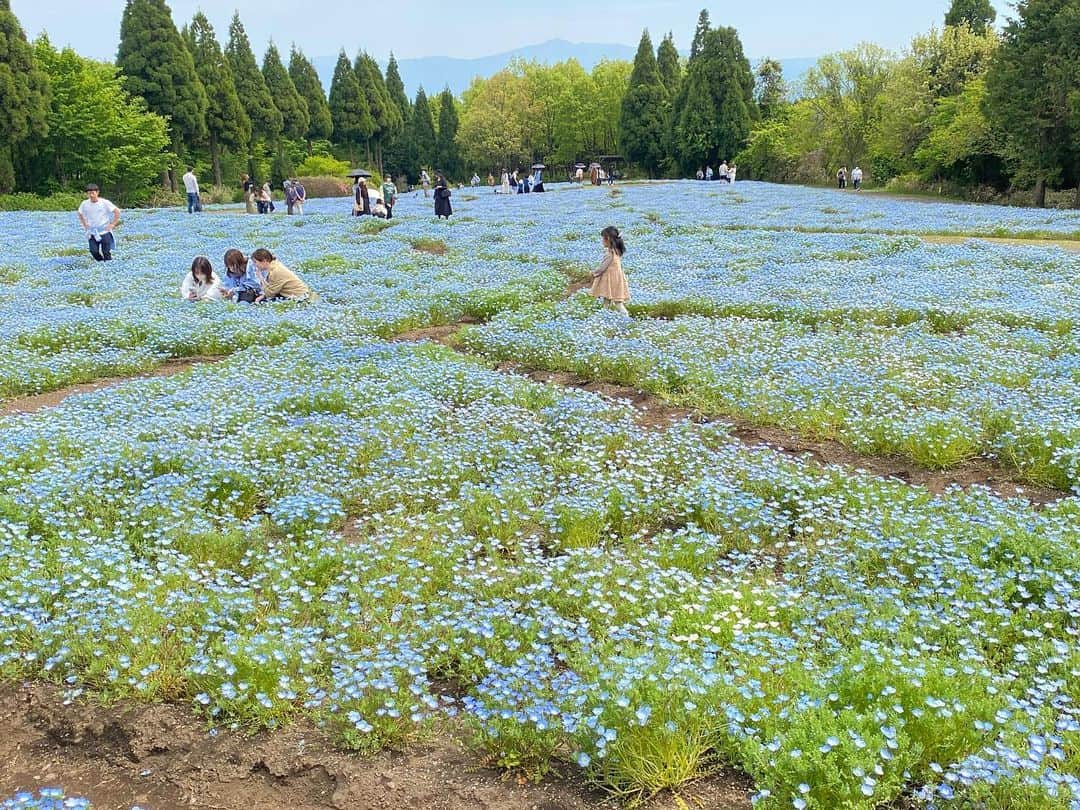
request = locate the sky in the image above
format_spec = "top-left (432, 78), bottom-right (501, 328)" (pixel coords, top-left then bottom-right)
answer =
top-left (13, 0), bottom-right (1013, 64)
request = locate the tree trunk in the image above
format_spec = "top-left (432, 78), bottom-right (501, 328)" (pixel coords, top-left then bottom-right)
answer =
top-left (376, 141), bottom-right (384, 177)
top-left (210, 132), bottom-right (223, 188)
top-left (1074, 183), bottom-right (1079, 210)
top-left (1034, 178), bottom-right (1046, 208)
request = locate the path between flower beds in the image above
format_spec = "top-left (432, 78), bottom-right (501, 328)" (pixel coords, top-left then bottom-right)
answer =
top-left (921, 234), bottom-right (1080, 252)
top-left (391, 324), bottom-right (1068, 506)
top-left (0, 357), bottom-right (227, 418)
top-left (0, 682), bottom-right (751, 810)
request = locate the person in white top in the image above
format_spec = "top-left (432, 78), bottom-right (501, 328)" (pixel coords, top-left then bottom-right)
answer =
top-left (728, 164), bottom-right (737, 183)
top-left (182, 166), bottom-right (200, 213)
top-left (420, 170), bottom-right (431, 197)
top-left (76, 184), bottom-right (121, 262)
top-left (180, 256), bottom-right (222, 301)
top-left (851, 166), bottom-right (863, 190)
top-left (500, 170), bottom-right (510, 194)
top-left (718, 161), bottom-right (729, 183)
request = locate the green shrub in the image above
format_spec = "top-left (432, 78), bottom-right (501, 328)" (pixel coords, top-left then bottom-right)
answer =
top-left (295, 154), bottom-right (351, 177)
top-left (0, 191), bottom-right (85, 212)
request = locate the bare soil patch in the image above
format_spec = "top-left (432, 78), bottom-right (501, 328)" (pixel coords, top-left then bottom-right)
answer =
top-left (0, 682), bottom-right (751, 810)
top-left (0, 356), bottom-right (227, 418)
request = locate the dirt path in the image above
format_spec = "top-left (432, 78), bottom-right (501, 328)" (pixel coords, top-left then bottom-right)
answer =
top-left (922, 234), bottom-right (1080, 252)
top-left (0, 682), bottom-right (751, 810)
top-left (0, 356), bottom-right (226, 418)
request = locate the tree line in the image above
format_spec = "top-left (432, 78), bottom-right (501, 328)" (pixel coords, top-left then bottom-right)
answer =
top-left (0, 0), bottom-right (1076, 206)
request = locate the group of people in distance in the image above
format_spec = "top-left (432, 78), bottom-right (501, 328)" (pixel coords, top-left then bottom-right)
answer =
top-left (352, 176), bottom-right (399, 219)
top-left (179, 248), bottom-right (316, 304)
top-left (494, 168), bottom-right (545, 195)
top-left (696, 161), bottom-right (737, 183)
top-left (836, 166), bottom-right (863, 190)
top-left (239, 173), bottom-right (307, 215)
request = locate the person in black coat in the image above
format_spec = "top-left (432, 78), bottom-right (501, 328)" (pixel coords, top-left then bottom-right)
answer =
top-left (434, 175), bottom-right (452, 219)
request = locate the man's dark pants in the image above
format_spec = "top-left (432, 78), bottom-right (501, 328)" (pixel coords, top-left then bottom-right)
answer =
top-left (89, 232), bottom-right (115, 261)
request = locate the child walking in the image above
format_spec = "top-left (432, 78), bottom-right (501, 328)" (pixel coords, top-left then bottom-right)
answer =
top-left (590, 226), bottom-right (630, 315)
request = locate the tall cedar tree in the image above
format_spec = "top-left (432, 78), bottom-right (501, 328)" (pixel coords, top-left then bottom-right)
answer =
top-left (435, 89), bottom-right (462, 180)
top-left (984, 0), bottom-right (1079, 206)
top-left (0, 0), bottom-right (49, 191)
top-left (225, 13), bottom-right (282, 144)
top-left (117, 0), bottom-right (207, 175)
top-left (382, 54), bottom-right (412, 179)
top-left (657, 32), bottom-right (682, 97)
top-left (945, 0), bottom-right (997, 34)
top-left (328, 50), bottom-right (369, 164)
top-left (354, 52), bottom-right (393, 168)
top-left (409, 87), bottom-right (437, 175)
top-left (263, 42), bottom-right (309, 141)
top-left (289, 47), bottom-right (333, 146)
top-left (619, 30), bottom-right (668, 176)
top-left (690, 9), bottom-right (711, 59)
top-left (755, 58), bottom-right (787, 121)
top-left (185, 13), bottom-right (250, 186)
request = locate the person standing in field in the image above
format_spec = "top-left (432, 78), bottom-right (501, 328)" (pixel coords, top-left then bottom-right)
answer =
top-left (381, 175), bottom-right (398, 219)
top-left (837, 167), bottom-right (847, 189)
top-left (76, 184), bottom-right (121, 262)
top-left (293, 180), bottom-right (306, 215)
top-left (242, 174), bottom-right (257, 213)
top-left (354, 178), bottom-right (371, 216)
top-left (590, 225), bottom-right (630, 316)
top-left (420, 170), bottom-right (431, 197)
top-left (705, 165), bottom-right (713, 181)
top-left (283, 180), bottom-right (297, 215)
top-left (434, 175), bottom-right (453, 219)
top-left (182, 166), bottom-right (201, 213)
top-left (852, 166), bottom-right (863, 190)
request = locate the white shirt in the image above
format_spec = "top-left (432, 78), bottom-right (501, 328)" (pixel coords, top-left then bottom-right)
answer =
top-left (180, 271), bottom-right (222, 301)
top-left (852, 168), bottom-right (863, 181)
top-left (77, 198), bottom-right (118, 235)
top-left (182, 171), bottom-right (200, 194)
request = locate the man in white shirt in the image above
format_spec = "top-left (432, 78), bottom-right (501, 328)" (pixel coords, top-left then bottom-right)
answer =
top-left (182, 166), bottom-right (200, 213)
top-left (76, 184), bottom-right (121, 261)
top-left (852, 166), bottom-right (863, 190)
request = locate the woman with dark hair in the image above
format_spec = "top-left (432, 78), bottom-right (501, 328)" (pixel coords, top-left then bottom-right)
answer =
top-left (250, 248), bottom-right (316, 302)
top-left (219, 249), bottom-right (261, 302)
top-left (434, 175), bottom-right (452, 219)
top-left (589, 226), bottom-right (629, 316)
top-left (180, 256), bottom-right (222, 302)
top-left (353, 178), bottom-right (371, 216)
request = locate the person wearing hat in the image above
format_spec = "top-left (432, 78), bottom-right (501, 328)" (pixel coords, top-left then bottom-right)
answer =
top-left (381, 175), bottom-right (397, 219)
top-left (76, 184), bottom-right (121, 261)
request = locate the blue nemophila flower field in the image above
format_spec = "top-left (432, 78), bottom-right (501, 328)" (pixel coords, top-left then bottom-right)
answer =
top-left (0, 182), bottom-right (1078, 809)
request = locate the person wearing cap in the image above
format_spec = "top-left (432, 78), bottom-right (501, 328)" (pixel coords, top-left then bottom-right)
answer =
top-left (76, 184), bottom-right (121, 261)
top-left (381, 175), bottom-right (397, 219)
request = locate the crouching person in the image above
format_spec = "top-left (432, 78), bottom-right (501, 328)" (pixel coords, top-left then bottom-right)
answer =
top-left (251, 248), bottom-right (318, 302)
top-left (179, 256), bottom-right (222, 301)
top-left (220, 248), bottom-right (262, 303)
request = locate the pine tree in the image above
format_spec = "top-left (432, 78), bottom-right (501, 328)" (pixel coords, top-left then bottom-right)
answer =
top-left (263, 42), bottom-right (308, 142)
top-left (755, 59), bottom-right (787, 121)
top-left (619, 30), bottom-right (668, 176)
top-left (0, 0), bottom-right (49, 191)
top-left (225, 13), bottom-right (281, 143)
top-left (185, 12), bottom-right (249, 186)
top-left (690, 9), bottom-right (711, 59)
top-left (657, 32), bottom-right (682, 97)
top-left (328, 50), bottom-right (369, 164)
top-left (289, 47), bottom-right (332, 146)
top-left (945, 0), bottom-right (997, 34)
top-left (409, 87), bottom-right (437, 174)
top-left (382, 53), bottom-right (412, 178)
top-left (384, 54), bottom-right (411, 122)
top-left (117, 0), bottom-right (207, 172)
top-left (435, 88), bottom-right (462, 180)
top-left (353, 52), bottom-right (388, 166)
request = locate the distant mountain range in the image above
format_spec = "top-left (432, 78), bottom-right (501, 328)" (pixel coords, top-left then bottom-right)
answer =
top-left (311, 40), bottom-right (816, 98)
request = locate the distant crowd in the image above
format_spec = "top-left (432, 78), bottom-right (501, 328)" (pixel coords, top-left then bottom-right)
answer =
top-left (696, 161), bottom-right (737, 183)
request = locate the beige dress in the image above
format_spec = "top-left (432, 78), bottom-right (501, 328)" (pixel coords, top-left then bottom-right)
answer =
top-left (590, 249), bottom-right (630, 303)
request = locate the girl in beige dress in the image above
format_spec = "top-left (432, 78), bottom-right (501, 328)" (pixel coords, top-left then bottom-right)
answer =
top-left (590, 226), bottom-right (630, 315)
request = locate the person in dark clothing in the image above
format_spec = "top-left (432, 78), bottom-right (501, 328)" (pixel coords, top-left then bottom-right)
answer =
top-left (354, 179), bottom-right (371, 216)
top-left (434, 176), bottom-right (452, 219)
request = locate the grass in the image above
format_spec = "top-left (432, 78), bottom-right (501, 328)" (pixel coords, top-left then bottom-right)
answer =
top-left (409, 237), bottom-right (449, 255)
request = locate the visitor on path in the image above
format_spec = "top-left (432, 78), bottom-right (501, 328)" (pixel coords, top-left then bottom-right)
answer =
top-left (696, 168), bottom-right (704, 181)
top-left (488, 173), bottom-right (495, 187)
top-left (381, 176), bottom-right (397, 219)
top-left (371, 198), bottom-right (389, 218)
top-left (837, 167), bottom-right (847, 189)
top-left (258, 182), bottom-right (273, 214)
top-left (590, 225), bottom-right (630, 316)
top-left (705, 165), bottom-right (713, 181)
top-left (354, 178), bottom-right (371, 216)
top-left (718, 161), bottom-right (729, 183)
top-left (180, 256), bottom-right (222, 302)
top-left (76, 184), bottom-right (120, 262)
top-left (852, 166), bottom-right (863, 190)
top-left (420, 170), bottom-right (431, 197)
top-left (182, 167), bottom-right (201, 213)
top-left (251, 248), bottom-right (315, 302)
top-left (242, 174), bottom-right (257, 213)
top-left (434, 175), bottom-right (453, 219)
top-left (284, 180), bottom-right (298, 215)
top-left (220, 249), bottom-right (261, 302)
top-left (471, 173), bottom-right (481, 187)
top-left (500, 170), bottom-right (511, 195)
top-left (728, 164), bottom-right (737, 183)
top-left (293, 180), bottom-right (306, 215)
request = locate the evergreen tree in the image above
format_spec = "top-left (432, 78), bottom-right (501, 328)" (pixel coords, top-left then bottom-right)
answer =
top-left (755, 58), bottom-right (788, 121)
top-left (185, 12), bottom-right (249, 186)
top-left (657, 32), bottom-right (682, 97)
top-left (263, 42), bottom-right (308, 141)
top-left (225, 12), bottom-right (281, 144)
top-left (690, 9), bottom-right (711, 59)
top-left (945, 0), bottom-right (997, 34)
top-left (327, 50), bottom-right (368, 164)
top-left (383, 54), bottom-right (412, 179)
top-left (354, 52), bottom-right (393, 168)
top-left (385, 54), bottom-right (411, 121)
top-left (409, 87), bottom-right (437, 174)
top-left (289, 46), bottom-right (332, 146)
top-left (117, 0), bottom-right (207, 171)
top-left (619, 30), bottom-right (668, 175)
top-left (0, 0), bottom-right (49, 191)
top-left (435, 88), bottom-right (462, 179)
top-left (984, 0), bottom-right (1079, 207)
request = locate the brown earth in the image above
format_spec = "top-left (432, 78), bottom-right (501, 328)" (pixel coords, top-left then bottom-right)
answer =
top-left (0, 683), bottom-right (752, 810)
top-left (0, 357), bottom-right (227, 418)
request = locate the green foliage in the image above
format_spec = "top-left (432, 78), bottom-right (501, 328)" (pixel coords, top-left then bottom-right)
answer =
top-left (28, 39), bottom-right (171, 201)
top-left (0, 191), bottom-right (83, 211)
top-left (328, 50), bottom-right (370, 162)
top-left (984, 0), bottom-right (1080, 206)
top-left (262, 42), bottom-right (309, 142)
top-left (0, 0), bottom-right (49, 192)
top-left (382, 54), bottom-right (411, 179)
top-left (294, 153), bottom-right (350, 176)
top-left (435, 89), bottom-right (462, 179)
top-left (620, 31), bottom-right (668, 176)
top-left (915, 78), bottom-right (1000, 184)
top-left (409, 87), bottom-right (437, 173)
top-left (656, 33), bottom-right (682, 98)
top-left (755, 58), bottom-right (787, 121)
top-left (288, 47), bottom-right (332, 143)
top-left (116, 0), bottom-right (207, 151)
top-left (946, 0), bottom-right (997, 34)
top-left (225, 12), bottom-right (281, 143)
